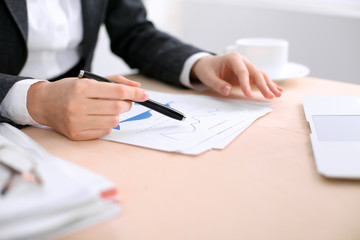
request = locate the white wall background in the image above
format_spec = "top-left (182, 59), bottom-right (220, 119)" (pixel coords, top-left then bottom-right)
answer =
top-left (181, 0), bottom-right (360, 84)
top-left (92, 0), bottom-right (360, 84)
top-left (91, 0), bottom-right (183, 77)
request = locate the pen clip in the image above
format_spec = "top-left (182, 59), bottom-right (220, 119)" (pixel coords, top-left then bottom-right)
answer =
top-left (78, 70), bottom-right (85, 79)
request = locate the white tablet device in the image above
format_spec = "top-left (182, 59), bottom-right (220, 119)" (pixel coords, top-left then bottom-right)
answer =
top-left (303, 96), bottom-right (360, 179)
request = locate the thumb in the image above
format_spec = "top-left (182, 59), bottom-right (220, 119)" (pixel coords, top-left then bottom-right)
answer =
top-left (202, 74), bottom-right (232, 96)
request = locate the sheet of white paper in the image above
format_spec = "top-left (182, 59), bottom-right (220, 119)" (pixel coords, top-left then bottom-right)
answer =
top-left (0, 123), bottom-right (120, 240)
top-left (103, 91), bottom-right (272, 154)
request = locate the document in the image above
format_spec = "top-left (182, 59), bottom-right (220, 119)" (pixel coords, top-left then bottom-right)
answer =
top-left (104, 91), bottom-right (272, 154)
top-left (0, 123), bottom-right (120, 240)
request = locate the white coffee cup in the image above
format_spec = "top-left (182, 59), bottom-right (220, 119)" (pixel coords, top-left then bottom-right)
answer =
top-left (225, 38), bottom-right (289, 77)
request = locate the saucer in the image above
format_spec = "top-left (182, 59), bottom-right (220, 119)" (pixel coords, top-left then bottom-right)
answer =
top-left (267, 62), bottom-right (310, 81)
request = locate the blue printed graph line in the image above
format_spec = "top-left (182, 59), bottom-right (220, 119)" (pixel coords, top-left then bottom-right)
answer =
top-left (114, 102), bottom-right (172, 130)
top-left (160, 108), bottom-right (219, 140)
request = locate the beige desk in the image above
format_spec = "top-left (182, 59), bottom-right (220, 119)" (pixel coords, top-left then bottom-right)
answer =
top-left (23, 76), bottom-right (360, 240)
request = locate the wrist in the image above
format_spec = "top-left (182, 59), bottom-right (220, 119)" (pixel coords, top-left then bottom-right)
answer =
top-left (190, 56), bottom-right (204, 81)
top-left (190, 55), bottom-right (213, 83)
top-left (27, 81), bottom-right (50, 125)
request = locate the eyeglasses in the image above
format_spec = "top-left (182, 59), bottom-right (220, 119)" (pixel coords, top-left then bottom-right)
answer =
top-left (0, 144), bottom-right (42, 196)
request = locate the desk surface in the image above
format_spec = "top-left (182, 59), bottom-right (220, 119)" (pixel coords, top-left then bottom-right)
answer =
top-left (23, 76), bottom-right (360, 240)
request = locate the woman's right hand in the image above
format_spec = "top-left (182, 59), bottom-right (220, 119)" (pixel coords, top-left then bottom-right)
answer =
top-left (27, 75), bottom-right (148, 140)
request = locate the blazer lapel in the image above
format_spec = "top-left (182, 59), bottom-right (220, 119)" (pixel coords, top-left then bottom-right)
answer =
top-left (4, 0), bottom-right (28, 42)
top-left (80, 0), bottom-right (106, 54)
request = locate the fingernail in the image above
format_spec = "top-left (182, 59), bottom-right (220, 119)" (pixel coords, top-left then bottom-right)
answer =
top-left (142, 91), bottom-right (149, 100)
top-left (267, 91), bottom-right (275, 99)
top-left (247, 87), bottom-right (253, 97)
top-left (222, 85), bottom-right (231, 95)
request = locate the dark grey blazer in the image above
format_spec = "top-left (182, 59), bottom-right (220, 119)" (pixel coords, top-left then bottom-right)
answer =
top-left (0, 0), bottom-right (204, 124)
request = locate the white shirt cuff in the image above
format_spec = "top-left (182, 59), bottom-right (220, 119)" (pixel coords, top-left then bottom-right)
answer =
top-left (0, 79), bottom-right (47, 125)
top-left (180, 52), bottom-right (211, 91)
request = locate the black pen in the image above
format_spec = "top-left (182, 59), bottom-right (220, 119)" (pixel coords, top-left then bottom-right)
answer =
top-left (78, 70), bottom-right (186, 121)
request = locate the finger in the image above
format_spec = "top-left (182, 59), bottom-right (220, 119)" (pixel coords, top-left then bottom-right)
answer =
top-left (262, 71), bottom-right (283, 98)
top-left (83, 99), bottom-right (133, 115)
top-left (78, 79), bottom-right (148, 102)
top-left (68, 128), bottom-right (113, 141)
top-left (84, 115), bottom-right (120, 130)
top-left (253, 73), bottom-right (275, 99)
top-left (243, 59), bottom-right (275, 99)
top-left (202, 71), bottom-right (233, 96)
top-left (226, 53), bottom-right (252, 97)
top-left (106, 75), bottom-right (141, 87)
top-left (68, 114), bottom-right (120, 132)
top-left (55, 114), bottom-right (119, 140)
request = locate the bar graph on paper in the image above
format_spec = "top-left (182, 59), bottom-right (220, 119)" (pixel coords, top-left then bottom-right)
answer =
top-left (103, 91), bottom-right (272, 155)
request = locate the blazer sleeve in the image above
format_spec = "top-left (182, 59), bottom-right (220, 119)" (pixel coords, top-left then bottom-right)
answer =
top-left (0, 73), bottom-right (30, 124)
top-left (104, 0), bottom-right (206, 87)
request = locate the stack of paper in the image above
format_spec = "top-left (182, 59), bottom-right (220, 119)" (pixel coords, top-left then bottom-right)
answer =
top-left (0, 123), bottom-right (120, 240)
top-left (104, 91), bottom-right (272, 155)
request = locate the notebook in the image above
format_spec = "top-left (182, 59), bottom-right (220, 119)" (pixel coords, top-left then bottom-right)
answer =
top-left (302, 96), bottom-right (360, 179)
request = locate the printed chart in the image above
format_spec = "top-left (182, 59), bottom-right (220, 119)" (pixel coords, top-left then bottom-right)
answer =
top-left (103, 91), bottom-right (272, 155)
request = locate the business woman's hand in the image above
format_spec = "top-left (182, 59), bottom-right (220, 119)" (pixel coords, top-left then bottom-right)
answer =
top-left (190, 53), bottom-right (283, 99)
top-left (27, 75), bottom-right (148, 140)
